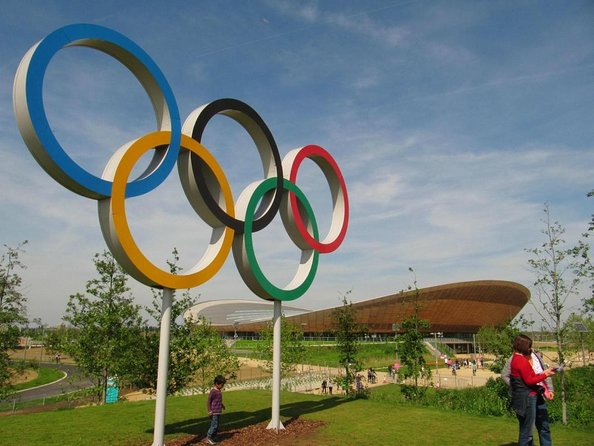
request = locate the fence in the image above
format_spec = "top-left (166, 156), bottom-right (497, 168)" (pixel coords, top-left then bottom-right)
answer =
top-left (179, 370), bottom-right (335, 396)
top-left (387, 370), bottom-right (494, 389)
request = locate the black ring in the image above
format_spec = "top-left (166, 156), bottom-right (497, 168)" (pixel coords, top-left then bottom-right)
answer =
top-left (189, 98), bottom-right (283, 233)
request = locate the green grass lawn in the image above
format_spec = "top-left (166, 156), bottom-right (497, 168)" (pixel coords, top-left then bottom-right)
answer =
top-left (304, 342), bottom-right (404, 369)
top-left (0, 386), bottom-right (591, 445)
top-left (233, 340), bottom-right (413, 370)
top-left (11, 367), bottom-right (65, 392)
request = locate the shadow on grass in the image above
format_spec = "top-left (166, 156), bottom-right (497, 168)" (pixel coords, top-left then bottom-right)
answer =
top-left (155, 395), bottom-right (350, 439)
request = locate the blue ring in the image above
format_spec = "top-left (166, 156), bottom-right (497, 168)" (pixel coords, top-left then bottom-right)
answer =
top-left (24, 23), bottom-right (181, 198)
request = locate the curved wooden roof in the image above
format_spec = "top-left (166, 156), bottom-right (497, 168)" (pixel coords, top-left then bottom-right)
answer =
top-left (196, 280), bottom-right (530, 334)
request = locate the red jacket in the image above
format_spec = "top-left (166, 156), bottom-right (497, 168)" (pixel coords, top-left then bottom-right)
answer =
top-left (510, 353), bottom-right (548, 395)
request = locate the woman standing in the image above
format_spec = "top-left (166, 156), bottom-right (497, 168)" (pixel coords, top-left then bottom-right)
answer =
top-left (510, 335), bottom-right (556, 446)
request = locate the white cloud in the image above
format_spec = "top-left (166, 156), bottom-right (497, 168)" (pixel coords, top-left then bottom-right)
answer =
top-left (1, 1), bottom-right (593, 325)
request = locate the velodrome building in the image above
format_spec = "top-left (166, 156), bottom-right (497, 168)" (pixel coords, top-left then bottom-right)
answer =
top-left (185, 280), bottom-right (530, 349)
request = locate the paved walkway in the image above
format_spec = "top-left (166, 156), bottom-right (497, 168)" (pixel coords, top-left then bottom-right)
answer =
top-left (2, 363), bottom-right (94, 403)
top-left (13, 357), bottom-right (498, 403)
top-left (305, 365), bottom-right (499, 394)
top-left (233, 358), bottom-right (498, 394)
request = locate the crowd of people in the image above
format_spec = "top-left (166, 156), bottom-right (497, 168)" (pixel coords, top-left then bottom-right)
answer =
top-left (319, 367), bottom-right (379, 395)
top-left (442, 356), bottom-right (484, 376)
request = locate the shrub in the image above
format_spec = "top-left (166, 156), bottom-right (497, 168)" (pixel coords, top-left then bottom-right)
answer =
top-left (371, 383), bottom-right (510, 417)
top-left (370, 366), bottom-right (594, 428)
top-left (547, 365), bottom-right (594, 428)
top-left (400, 384), bottom-right (428, 402)
top-left (436, 388), bottom-right (505, 416)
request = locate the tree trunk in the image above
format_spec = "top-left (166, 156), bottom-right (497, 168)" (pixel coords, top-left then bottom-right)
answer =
top-left (101, 369), bottom-right (108, 405)
top-left (557, 337), bottom-right (568, 425)
top-left (561, 372), bottom-right (567, 425)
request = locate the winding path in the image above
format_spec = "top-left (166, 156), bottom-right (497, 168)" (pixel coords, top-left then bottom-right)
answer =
top-left (5, 363), bottom-right (94, 403)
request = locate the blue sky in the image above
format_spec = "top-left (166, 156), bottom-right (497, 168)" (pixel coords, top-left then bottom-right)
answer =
top-left (1, 0), bottom-right (593, 326)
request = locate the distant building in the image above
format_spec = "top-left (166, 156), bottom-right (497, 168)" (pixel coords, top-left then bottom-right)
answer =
top-left (185, 280), bottom-right (529, 347)
top-left (17, 337), bottom-right (43, 348)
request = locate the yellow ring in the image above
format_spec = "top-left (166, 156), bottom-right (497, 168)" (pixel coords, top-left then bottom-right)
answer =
top-left (104, 131), bottom-right (234, 288)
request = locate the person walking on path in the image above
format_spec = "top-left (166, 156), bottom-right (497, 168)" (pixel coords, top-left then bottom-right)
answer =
top-left (206, 375), bottom-right (226, 444)
top-left (509, 335), bottom-right (555, 446)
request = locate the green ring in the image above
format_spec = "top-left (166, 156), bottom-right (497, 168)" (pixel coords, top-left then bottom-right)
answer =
top-left (244, 177), bottom-right (319, 301)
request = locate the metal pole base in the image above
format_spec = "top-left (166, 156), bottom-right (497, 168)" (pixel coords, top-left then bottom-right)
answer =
top-left (266, 419), bottom-right (286, 431)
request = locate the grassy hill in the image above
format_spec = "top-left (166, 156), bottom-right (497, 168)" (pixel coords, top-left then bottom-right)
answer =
top-left (0, 386), bottom-right (591, 445)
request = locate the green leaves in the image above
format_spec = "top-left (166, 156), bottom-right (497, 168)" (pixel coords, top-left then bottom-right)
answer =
top-left (0, 241), bottom-right (28, 399)
top-left (333, 292), bottom-right (363, 394)
top-left (396, 269), bottom-right (431, 391)
top-left (525, 203), bottom-right (591, 425)
top-left (255, 315), bottom-right (307, 377)
top-left (62, 251), bottom-right (145, 402)
top-left (140, 248), bottom-right (239, 394)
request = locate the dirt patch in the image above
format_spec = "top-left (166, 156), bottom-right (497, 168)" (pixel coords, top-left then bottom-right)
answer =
top-left (8, 369), bottom-right (38, 385)
top-left (163, 419), bottom-right (324, 446)
top-left (233, 358), bottom-right (271, 382)
top-left (123, 390), bottom-right (155, 402)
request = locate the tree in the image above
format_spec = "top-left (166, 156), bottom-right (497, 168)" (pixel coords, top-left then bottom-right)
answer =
top-left (580, 190), bottom-right (594, 313)
top-left (63, 251), bottom-right (145, 402)
top-left (255, 315), bottom-right (306, 377)
top-left (0, 241), bottom-right (28, 399)
top-left (137, 315), bottom-right (239, 395)
top-left (43, 324), bottom-right (69, 357)
top-left (587, 189), bottom-right (594, 232)
top-left (333, 290), bottom-right (363, 395)
top-left (141, 248), bottom-right (200, 393)
top-left (139, 248), bottom-right (239, 394)
top-left (564, 313), bottom-right (594, 367)
top-left (526, 204), bottom-right (587, 424)
top-left (476, 316), bottom-right (531, 372)
top-left (396, 268), bottom-right (431, 396)
top-left (187, 316), bottom-right (240, 394)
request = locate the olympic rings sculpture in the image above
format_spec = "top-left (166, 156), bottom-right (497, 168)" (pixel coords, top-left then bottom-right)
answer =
top-left (13, 24), bottom-right (349, 302)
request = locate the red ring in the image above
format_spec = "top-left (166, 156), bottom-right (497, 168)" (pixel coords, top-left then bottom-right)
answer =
top-left (286, 145), bottom-right (349, 253)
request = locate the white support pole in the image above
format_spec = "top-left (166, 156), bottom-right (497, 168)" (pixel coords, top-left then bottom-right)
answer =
top-left (266, 299), bottom-right (285, 431)
top-left (152, 288), bottom-right (173, 446)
